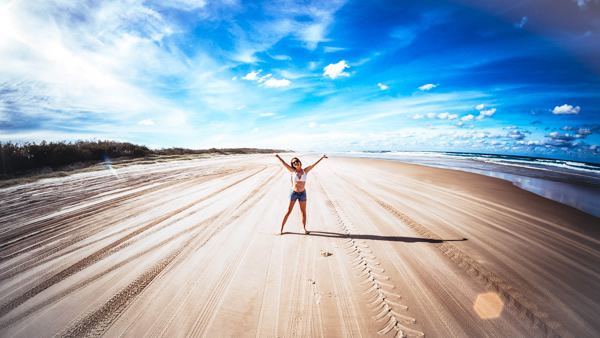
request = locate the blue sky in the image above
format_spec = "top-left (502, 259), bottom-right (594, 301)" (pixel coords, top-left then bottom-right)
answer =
top-left (1, 0), bottom-right (599, 163)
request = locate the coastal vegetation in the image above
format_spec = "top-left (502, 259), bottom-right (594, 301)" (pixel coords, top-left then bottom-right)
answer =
top-left (0, 140), bottom-right (286, 186)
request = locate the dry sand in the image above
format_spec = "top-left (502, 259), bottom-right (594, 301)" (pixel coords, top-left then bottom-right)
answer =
top-left (0, 154), bottom-right (598, 337)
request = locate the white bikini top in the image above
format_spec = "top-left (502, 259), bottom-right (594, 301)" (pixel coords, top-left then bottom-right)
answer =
top-left (292, 170), bottom-right (307, 182)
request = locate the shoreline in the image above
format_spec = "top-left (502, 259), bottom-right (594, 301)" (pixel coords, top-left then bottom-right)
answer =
top-left (330, 152), bottom-right (600, 218)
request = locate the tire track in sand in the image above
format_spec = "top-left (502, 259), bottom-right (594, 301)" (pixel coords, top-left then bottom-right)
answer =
top-left (0, 213), bottom-right (220, 331)
top-left (54, 167), bottom-right (274, 337)
top-left (0, 168), bottom-right (269, 328)
top-left (320, 179), bottom-right (424, 338)
top-left (158, 170), bottom-right (277, 337)
top-left (0, 171), bottom-right (224, 261)
top-left (254, 230), bottom-right (283, 337)
top-left (0, 173), bottom-right (228, 283)
top-left (0, 166), bottom-right (267, 320)
top-left (352, 181), bottom-right (570, 338)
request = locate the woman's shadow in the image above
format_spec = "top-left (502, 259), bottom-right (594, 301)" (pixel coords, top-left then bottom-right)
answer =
top-left (286, 230), bottom-right (467, 243)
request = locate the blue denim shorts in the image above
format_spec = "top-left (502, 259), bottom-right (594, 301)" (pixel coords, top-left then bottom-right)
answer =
top-left (290, 190), bottom-right (307, 202)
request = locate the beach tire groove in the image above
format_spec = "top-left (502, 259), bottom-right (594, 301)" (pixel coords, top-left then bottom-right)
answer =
top-left (0, 166), bottom-right (267, 320)
top-left (320, 180), bottom-right (424, 338)
top-left (115, 170), bottom-right (276, 337)
top-left (53, 167), bottom-right (272, 337)
top-left (353, 182), bottom-right (569, 338)
top-left (0, 213), bottom-right (222, 331)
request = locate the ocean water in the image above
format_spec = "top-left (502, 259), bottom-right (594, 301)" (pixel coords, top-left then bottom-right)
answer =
top-left (331, 151), bottom-right (600, 218)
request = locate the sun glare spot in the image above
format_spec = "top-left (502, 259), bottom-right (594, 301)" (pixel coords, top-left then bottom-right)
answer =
top-left (473, 292), bottom-right (504, 319)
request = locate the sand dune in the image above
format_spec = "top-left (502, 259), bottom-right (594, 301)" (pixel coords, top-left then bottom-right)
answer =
top-left (0, 154), bottom-right (598, 337)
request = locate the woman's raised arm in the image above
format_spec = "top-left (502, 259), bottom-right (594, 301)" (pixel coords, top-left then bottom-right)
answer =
top-left (305, 155), bottom-right (327, 174)
top-left (274, 153), bottom-right (294, 172)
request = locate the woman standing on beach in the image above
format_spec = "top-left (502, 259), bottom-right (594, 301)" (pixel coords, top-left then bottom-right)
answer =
top-left (274, 154), bottom-right (327, 235)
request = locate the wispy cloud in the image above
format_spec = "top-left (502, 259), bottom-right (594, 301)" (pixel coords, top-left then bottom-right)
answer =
top-left (138, 119), bottom-right (154, 125)
top-left (515, 16), bottom-right (528, 29)
top-left (571, 0), bottom-right (594, 9)
top-left (242, 70), bottom-right (290, 88)
top-left (152, 0), bottom-right (208, 11)
top-left (378, 83), bottom-right (389, 90)
top-left (390, 26), bottom-right (419, 48)
top-left (0, 0), bottom-right (193, 129)
top-left (324, 46), bottom-right (346, 53)
top-left (418, 83), bottom-right (437, 91)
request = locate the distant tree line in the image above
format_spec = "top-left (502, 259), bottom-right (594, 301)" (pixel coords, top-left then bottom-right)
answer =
top-left (0, 140), bottom-right (285, 178)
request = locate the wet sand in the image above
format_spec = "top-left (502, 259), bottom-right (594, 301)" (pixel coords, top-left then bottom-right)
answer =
top-left (0, 154), bottom-right (598, 337)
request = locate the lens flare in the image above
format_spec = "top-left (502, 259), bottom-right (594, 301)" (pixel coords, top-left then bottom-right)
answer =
top-left (473, 292), bottom-right (504, 319)
top-left (104, 155), bottom-right (120, 179)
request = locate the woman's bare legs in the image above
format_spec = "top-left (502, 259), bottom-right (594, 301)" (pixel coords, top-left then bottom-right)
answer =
top-left (279, 200), bottom-right (296, 234)
top-left (299, 201), bottom-right (308, 234)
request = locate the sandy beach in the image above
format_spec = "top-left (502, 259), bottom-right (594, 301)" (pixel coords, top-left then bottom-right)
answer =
top-left (0, 154), bottom-right (598, 337)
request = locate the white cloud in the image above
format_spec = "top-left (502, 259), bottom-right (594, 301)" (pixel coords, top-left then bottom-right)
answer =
top-left (479, 108), bottom-right (496, 117)
top-left (437, 112), bottom-right (458, 120)
top-left (263, 78), bottom-right (291, 88)
top-left (260, 113), bottom-right (275, 117)
top-left (427, 112), bottom-right (437, 119)
top-left (309, 122), bottom-right (318, 128)
top-left (253, 127), bottom-right (259, 132)
top-left (242, 70), bottom-right (262, 80)
top-left (324, 60), bottom-right (350, 79)
top-left (507, 130), bottom-right (526, 140)
top-left (418, 83), bottom-right (436, 91)
top-left (552, 104), bottom-right (581, 114)
top-left (461, 114), bottom-right (475, 121)
top-left (237, 105), bottom-right (245, 110)
top-left (476, 108), bottom-right (496, 120)
top-left (242, 70), bottom-right (290, 88)
top-left (411, 114), bottom-right (424, 119)
top-left (138, 119), bottom-right (154, 125)
top-left (577, 128), bottom-right (592, 136)
top-left (257, 74), bottom-right (272, 83)
top-left (378, 83), bottom-right (389, 90)
top-left (475, 104), bottom-right (485, 110)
